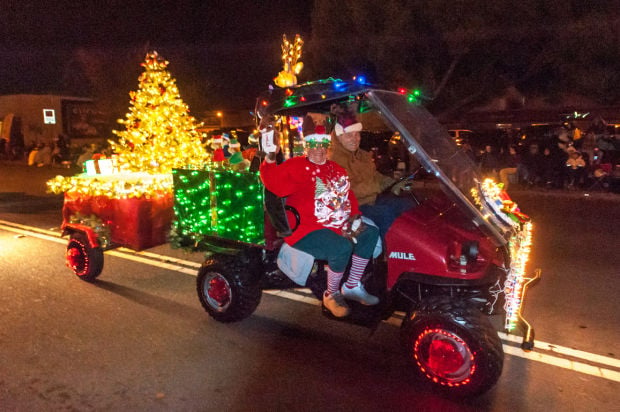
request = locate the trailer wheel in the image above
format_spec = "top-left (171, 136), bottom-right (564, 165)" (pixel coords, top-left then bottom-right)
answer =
top-left (197, 255), bottom-right (261, 323)
top-left (66, 232), bottom-right (104, 282)
top-left (401, 295), bottom-right (503, 397)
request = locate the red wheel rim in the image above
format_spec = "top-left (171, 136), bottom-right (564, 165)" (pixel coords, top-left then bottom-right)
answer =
top-left (413, 328), bottom-right (475, 386)
top-left (66, 241), bottom-right (88, 275)
top-left (204, 273), bottom-right (232, 311)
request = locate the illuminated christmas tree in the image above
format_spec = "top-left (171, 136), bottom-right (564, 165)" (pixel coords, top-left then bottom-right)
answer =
top-left (110, 51), bottom-right (207, 173)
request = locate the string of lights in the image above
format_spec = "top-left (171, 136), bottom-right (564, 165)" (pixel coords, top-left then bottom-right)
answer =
top-left (472, 178), bottom-right (533, 332)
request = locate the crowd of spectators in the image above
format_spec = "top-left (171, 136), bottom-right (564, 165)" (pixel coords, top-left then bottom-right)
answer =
top-left (20, 135), bottom-right (111, 170)
top-left (472, 117), bottom-right (620, 192)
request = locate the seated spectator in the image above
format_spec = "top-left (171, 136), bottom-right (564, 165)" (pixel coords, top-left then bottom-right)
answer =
top-left (27, 144), bottom-right (39, 166)
top-left (517, 143), bottom-right (542, 186)
top-left (51, 133), bottom-right (71, 165)
top-left (588, 151), bottom-right (612, 189)
top-left (591, 148), bottom-right (605, 168)
top-left (461, 141), bottom-right (477, 163)
top-left (34, 143), bottom-right (52, 167)
top-left (539, 147), bottom-right (556, 188)
top-left (76, 144), bottom-right (95, 168)
top-left (566, 121), bottom-right (582, 149)
top-left (556, 127), bottom-right (572, 153)
top-left (581, 130), bottom-right (598, 163)
top-left (565, 147), bottom-right (586, 189)
top-left (499, 145), bottom-right (519, 189)
top-left (597, 133), bottom-right (616, 159)
top-left (478, 145), bottom-right (500, 180)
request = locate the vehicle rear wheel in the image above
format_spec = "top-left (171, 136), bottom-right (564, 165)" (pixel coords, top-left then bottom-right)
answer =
top-left (197, 255), bottom-right (262, 323)
top-left (401, 295), bottom-right (503, 397)
top-left (66, 232), bottom-right (104, 282)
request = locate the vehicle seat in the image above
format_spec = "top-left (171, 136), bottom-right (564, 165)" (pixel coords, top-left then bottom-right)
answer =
top-left (263, 188), bottom-right (313, 285)
top-left (264, 188), bottom-right (302, 236)
top-left (264, 189), bottom-right (292, 238)
top-left (587, 163), bottom-right (612, 191)
top-left (277, 242), bottom-right (315, 286)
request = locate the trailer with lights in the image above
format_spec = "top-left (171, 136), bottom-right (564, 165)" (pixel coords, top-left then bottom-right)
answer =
top-left (56, 171), bottom-right (175, 281)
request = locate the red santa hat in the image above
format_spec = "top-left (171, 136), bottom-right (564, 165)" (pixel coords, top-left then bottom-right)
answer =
top-left (332, 103), bottom-right (362, 136)
top-left (211, 135), bottom-right (223, 146)
top-left (302, 115), bottom-right (331, 145)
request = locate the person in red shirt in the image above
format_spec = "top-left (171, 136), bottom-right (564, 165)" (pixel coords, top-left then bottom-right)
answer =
top-left (260, 115), bottom-right (380, 317)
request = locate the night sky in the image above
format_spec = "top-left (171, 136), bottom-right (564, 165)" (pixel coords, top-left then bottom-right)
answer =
top-left (1, 1), bottom-right (312, 47)
top-left (0, 1), bottom-right (313, 110)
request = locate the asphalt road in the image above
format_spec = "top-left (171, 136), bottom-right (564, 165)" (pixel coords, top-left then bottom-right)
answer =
top-left (0, 161), bottom-right (619, 411)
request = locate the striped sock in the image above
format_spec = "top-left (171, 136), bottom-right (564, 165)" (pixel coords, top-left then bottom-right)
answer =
top-left (326, 266), bottom-right (344, 295)
top-left (345, 255), bottom-right (369, 288)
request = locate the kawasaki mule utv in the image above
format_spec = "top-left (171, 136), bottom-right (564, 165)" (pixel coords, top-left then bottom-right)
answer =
top-left (176, 79), bottom-right (540, 397)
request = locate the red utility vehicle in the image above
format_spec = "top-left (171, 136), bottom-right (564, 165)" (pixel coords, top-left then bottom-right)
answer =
top-left (193, 80), bottom-right (541, 397)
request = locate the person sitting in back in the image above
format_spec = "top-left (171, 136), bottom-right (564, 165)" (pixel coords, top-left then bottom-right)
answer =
top-left (328, 103), bottom-right (414, 239)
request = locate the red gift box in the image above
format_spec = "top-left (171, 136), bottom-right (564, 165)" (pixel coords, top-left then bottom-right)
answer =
top-left (63, 192), bottom-right (173, 250)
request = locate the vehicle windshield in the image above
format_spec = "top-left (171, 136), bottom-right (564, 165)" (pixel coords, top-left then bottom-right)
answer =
top-left (367, 90), bottom-right (512, 246)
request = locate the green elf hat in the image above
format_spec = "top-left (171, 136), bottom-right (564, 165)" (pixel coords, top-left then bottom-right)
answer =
top-left (229, 151), bottom-right (244, 165)
top-left (229, 138), bottom-right (241, 149)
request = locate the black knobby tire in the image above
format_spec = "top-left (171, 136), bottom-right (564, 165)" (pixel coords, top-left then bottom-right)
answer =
top-left (196, 255), bottom-right (262, 323)
top-left (401, 295), bottom-right (504, 397)
top-left (66, 232), bottom-right (104, 282)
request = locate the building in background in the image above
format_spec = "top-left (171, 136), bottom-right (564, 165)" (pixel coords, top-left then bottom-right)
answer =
top-left (0, 94), bottom-right (108, 150)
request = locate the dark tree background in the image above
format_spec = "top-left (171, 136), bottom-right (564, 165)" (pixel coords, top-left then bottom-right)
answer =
top-left (307, 0), bottom-right (620, 116)
top-left (1, 0), bottom-right (618, 124)
top-left (0, 1), bottom-right (311, 121)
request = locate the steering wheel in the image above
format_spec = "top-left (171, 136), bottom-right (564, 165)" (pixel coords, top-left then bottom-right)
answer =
top-left (380, 167), bottom-right (423, 205)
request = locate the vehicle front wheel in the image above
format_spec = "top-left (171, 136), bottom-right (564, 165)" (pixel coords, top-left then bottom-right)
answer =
top-left (196, 255), bottom-right (262, 323)
top-left (66, 232), bottom-right (104, 282)
top-left (401, 295), bottom-right (504, 397)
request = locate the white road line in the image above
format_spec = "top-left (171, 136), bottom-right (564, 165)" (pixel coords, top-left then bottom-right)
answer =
top-left (116, 247), bottom-right (203, 268)
top-left (0, 219), bottom-right (63, 236)
top-left (1, 220), bottom-right (619, 382)
top-left (498, 331), bottom-right (620, 369)
top-left (0, 222), bottom-right (66, 245)
top-left (105, 250), bottom-right (198, 275)
top-left (502, 345), bottom-right (620, 382)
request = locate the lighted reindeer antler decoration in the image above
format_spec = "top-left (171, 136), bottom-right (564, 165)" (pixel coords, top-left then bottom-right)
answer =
top-left (274, 34), bottom-right (304, 88)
